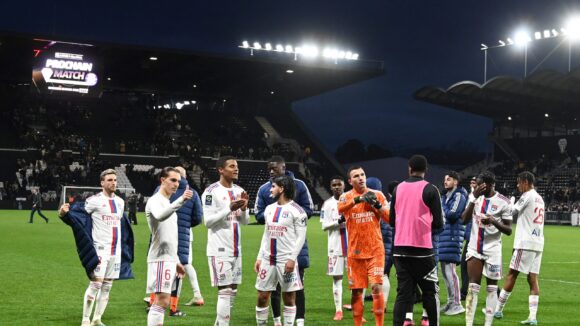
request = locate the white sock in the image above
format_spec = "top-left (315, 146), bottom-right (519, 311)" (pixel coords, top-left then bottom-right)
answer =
top-left (382, 275), bottom-right (390, 307)
top-left (495, 289), bottom-right (511, 313)
top-left (148, 304), bottom-right (165, 326)
top-left (333, 279), bottom-right (343, 312)
top-left (528, 295), bottom-right (539, 320)
top-left (465, 283), bottom-right (480, 326)
top-left (230, 289), bottom-right (238, 309)
top-left (185, 264), bottom-right (202, 298)
top-left (93, 280), bottom-right (113, 321)
top-left (422, 308), bottom-right (427, 318)
top-left (256, 306), bottom-right (269, 326)
top-left (216, 288), bottom-right (232, 325)
top-left (82, 281), bottom-right (101, 321)
top-left (484, 285), bottom-right (498, 326)
top-left (296, 318), bottom-right (304, 326)
top-left (405, 312), bottom-right (413, 320)
top-left (283, 306), bottom-right (296, 326)
top-left (273, 316), bottom-right (282, 325)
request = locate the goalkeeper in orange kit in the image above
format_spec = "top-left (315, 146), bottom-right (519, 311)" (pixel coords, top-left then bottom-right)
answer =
top-left (338, 166), bottom-right (390, 326)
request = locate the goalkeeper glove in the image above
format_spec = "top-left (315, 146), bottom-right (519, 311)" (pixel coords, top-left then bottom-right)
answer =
top-left (363, 191), bottom-right (382, 210)
top-left (338, 215), bottom-right (346, 224)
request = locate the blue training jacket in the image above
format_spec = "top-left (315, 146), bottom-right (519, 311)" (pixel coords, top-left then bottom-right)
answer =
top-left (254, 170), bottom-right (314, 268)
top-left (439, 186), bottom-right (468, 263)
top-left (366, 177), bottom-right (394, 268)
top-left (60, 201), bottom-right (134, 280)
top-left (154, 177), bottom-right (203, 265)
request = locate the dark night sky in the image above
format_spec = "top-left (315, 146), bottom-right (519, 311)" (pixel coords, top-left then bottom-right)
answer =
top-left (2, 0), bottom-right (579, 154)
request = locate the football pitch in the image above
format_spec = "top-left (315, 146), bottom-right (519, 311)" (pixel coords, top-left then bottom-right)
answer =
top-left (2, 210), bottom-right (579, 325)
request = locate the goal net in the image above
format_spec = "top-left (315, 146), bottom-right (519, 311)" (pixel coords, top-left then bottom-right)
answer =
top-left (61, 186), bottom-right (136, 206)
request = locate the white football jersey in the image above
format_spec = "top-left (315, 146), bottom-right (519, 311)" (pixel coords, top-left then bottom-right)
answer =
top-left (145, 192), bottom-right (185, 262)
top-left (512, 189), bottom-right (545, 252)
top-left (85, 192), bottom-right (124, 256)
top-left (468, 192), bottom-right (512, 255)
top-left (320, 197), bottom-right (348, 257)
top-left (258, 201), bottom-right (307, 264)
top-left (202, 182), bottom-right (249, 257)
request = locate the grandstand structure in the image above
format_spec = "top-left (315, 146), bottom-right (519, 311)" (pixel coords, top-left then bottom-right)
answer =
top-left (415, 68), bottom-right (580, 224)
top-left (0, 31), bottom-right (384, 212)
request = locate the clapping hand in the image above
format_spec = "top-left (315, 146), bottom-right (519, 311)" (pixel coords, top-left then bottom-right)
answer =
top-left (58, 203), bottom-right (70, 217)
top-left (183, 185), bottom-right (193, 201)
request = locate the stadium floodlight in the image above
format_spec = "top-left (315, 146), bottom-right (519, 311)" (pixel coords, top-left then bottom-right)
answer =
top-left (176, 102), bottom-right (184, 110)
top-left (242, 41), bottom-right (249, 48)
top-left (566, 16), bottom-right (580, 40)
top-left (276, 44), bottom-right (284, 52)
top-left (338, 51), bottom-right (346, 59)
top-left (508, 116), bottom-right (512, 121)
top-left (286, 69), bottom-right (294, 74)
top-left (270, 91), bottom-right (275, 94)
top-left (163, 104), bottom-right (170, 109)
top-left (294, 46), bottom-right (303, 54)
top-left (184, 101), bottom-right (191, 105)
top-left (535, 31), bottom-right (542, 40)
top-left (285, 45), bottom-right (293, 53)
top-left (544, 30), bottom-right (551, 38)
top-left (352, 53), bottom-right (359, 60)
top-left (514, 30), bottom-right (531, 46)
top-left (253, 42), bottom-right (262, 49)
top-left (193, 84), bottom-right (197, 88)
top-left (552, 29), bottom-right (559, 37)
top-left (345, 51), bottom-right (353, 60)
top-left (107, 77), bottom-right (111, 81)
top-left (499, 40), bottom-right (506, 46)
top-left (301, 45), bottom-right (318, 57)
top-left (481, 43), bottom-right (488, 50)
top-left (191, 100), bottom-right (196, 104)
top-left (265, 43), bottom-right (272, 51)
top-left (149, 56), bottom-right (158, 61)
top-left (545, 113), bottom-right (549, 117)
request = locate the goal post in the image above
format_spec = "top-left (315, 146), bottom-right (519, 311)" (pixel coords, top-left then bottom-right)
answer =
top-left (61, 186), bottom-right (136, 206)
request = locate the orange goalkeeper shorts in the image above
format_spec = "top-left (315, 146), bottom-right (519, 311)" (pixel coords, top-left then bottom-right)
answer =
top-left (347, 255), bottom-right (385, 289)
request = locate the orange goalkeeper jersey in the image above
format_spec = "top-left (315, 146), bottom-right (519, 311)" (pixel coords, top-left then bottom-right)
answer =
top-left (337, 189), bottom-right (389, 259)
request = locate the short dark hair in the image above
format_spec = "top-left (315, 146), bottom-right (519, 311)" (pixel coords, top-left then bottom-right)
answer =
top-left (216, 156), bottom-right (236, 169)
top-left (269, 155), bottom-right (285, 164)
top-left (477, 171), bottom-right (496, 185)
top-left (160, 166), bottom-right (179, 179)
top-left (347, 165), bottom-right (364, 178)
top-left (330, 175), bottom-right (344, 183)
top-left (273, 175), bottom-right (295, 200)
top-left (409, 155), bottom-right (428, 172)
top-left (446, 170), bottom-right (460, 182)
top-left (517, 171), bottom-right (535, 186)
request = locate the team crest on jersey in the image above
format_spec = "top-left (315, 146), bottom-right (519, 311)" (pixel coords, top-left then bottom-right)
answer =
top-left (282, 212), bottom-right (290, 219)
top-left (491, 204), bottom-right (498, 211)
top-left (205, 195), bottom-right (212, 206)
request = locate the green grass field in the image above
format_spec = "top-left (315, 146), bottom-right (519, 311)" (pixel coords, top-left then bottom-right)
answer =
top-left (1, 210), bottom-right (579, 325)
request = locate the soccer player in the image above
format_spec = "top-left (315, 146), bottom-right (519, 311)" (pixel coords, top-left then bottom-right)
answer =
top-left (202, 156), bottom-right (250, 325)
top-left (439, 171), bottom-right (468, 316)
top-left (145, 167), bottom-right (193, 326)
top-left (461, 171), bottom-right (512, 326)
top-left (321, 176), bottom-right (348, 320)
top-left (146, 166), bottom-right (204, 316)
top-left (390, 155), bottom-right (443, 326)
top-left (254, 155), bottom-right (313, 326)
top-left (337, 166), bottom-right (389, 326)
top-left (29, 188), bottom-right (48, 223)
top-left (58, 169), bottom-right (132, 326)
top-left (493, 171), bottom-right (545, 326)
top-left (255, 175), bottom-right (307, 326)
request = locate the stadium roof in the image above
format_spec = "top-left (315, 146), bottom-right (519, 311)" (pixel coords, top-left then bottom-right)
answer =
top-left (414, 69), bottom-right (580, 123)
top-left (0, 31), bottom-right (384, 101)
